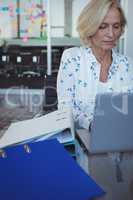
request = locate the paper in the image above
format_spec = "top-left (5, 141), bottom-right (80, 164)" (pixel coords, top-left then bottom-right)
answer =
top-left (0, 109), bottom-right (74, 149)
top-left (35, 129), bottom-right (74, 144)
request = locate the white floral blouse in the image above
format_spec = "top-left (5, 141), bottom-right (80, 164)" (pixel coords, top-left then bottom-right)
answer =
top-left (57, 46), bottom-right (133, 129)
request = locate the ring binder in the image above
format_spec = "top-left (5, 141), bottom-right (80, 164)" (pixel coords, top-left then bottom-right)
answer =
top-left (0, 139), bottom-right (105, 200)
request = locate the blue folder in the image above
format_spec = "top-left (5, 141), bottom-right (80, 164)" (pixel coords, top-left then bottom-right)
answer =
top-left (0, 139), bottom-right (105, 200)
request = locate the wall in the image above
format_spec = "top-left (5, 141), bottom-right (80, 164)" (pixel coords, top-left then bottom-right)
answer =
top-left (50, 0), bottom-right (64, 37)
top-left (72, 0), bottom-right (90, 37)
top-left (125, 0), bottom-right (133, 59)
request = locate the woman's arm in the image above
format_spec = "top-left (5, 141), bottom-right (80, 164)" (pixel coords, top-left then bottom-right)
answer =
top-left (57, 49), bottom-right (93, 130)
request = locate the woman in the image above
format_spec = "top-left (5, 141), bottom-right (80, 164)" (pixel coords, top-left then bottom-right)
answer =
top-left (57, 0), bottom-right (133, 129)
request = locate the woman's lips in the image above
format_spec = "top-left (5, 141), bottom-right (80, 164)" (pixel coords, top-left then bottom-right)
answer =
top-left (103, 41), bottom-right (116, 46)
top-left (103, 41), bottom-right (115, 44)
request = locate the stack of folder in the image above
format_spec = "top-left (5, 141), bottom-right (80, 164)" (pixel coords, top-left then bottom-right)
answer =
top-left (0, 139), bottom-right (105, 200)
top-left (0, 109), bottom-right (105, 199)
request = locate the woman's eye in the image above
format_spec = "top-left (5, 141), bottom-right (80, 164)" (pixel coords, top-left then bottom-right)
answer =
top-left (99, 25), bottom-right (107, 29)
top-left (113, 24), bottom-right (121, 29)
top-left (99, 23), bottom-right (121, 30)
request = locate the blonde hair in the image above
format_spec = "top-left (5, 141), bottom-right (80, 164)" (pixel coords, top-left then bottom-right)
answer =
top-left (77, 0), bottom-right (127, 46)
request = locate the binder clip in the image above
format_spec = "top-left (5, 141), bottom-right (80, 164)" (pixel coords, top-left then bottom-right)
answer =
top-left (24, 144), bottom-right (31, 154)
top-left (0, 149), bottom-right (7, 158)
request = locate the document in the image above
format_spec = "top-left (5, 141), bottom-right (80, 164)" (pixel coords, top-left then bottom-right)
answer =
top-left (0, 109), bottom-right (74, 149)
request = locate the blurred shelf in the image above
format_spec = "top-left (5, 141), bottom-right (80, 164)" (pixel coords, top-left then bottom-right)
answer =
top-left (5, 37), bottom-right (81, 47)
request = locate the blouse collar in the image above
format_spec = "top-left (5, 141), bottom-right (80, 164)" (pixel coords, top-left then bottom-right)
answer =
top-left (85, 47), bottom-right (120, 80)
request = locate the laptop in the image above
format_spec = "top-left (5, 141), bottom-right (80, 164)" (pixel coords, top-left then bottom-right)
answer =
top-left (90, 92), bottom-right (133, 153)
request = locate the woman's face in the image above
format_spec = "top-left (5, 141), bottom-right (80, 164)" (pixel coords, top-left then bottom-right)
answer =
top-left (90, 6), bottom-right (122, 51)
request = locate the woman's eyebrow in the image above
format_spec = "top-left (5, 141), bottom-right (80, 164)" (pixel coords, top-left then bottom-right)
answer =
top-left (101, 21), bottom-right (121, 25)
top-left (100, 23), bottom-right (108, 26)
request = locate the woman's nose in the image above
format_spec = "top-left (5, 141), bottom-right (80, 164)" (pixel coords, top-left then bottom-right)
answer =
top-left (107, 26), bottom-right (115, 37)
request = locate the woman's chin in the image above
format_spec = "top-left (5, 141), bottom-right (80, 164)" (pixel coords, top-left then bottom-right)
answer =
top-left (102, 43), bottom-right (116, 50)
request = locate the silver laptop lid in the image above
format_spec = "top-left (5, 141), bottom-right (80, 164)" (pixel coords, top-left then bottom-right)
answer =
top-left (90, 93), bottom-right (133, 153)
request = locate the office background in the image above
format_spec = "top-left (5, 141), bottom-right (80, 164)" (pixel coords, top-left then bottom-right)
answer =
top-left (0, 0), bottom-right (133, 150)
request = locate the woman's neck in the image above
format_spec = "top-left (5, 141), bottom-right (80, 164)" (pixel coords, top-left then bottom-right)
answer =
top-left (91, 46), bottom-right (112, 67)
top-left (91, 46), bottom-right (113, 82)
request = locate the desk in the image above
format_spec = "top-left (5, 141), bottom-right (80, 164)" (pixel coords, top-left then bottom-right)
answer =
top-left (75, 129), bottom-right (133, 200)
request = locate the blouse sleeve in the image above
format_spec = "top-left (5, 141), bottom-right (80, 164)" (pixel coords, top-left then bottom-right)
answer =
top-left (57, 49), bottom-right (92, 130)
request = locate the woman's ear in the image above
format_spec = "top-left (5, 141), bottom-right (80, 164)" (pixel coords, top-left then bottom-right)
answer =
top-left (120, 26), bottom-right (125, 37)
